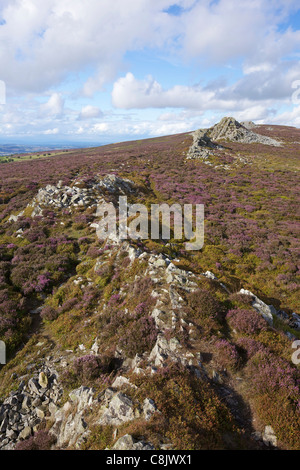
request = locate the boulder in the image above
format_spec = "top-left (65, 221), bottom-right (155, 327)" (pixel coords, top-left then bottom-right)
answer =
top-left (112, 434), bottom-right (154, 450)
top-left (99, 393), bottom-right (137, 426)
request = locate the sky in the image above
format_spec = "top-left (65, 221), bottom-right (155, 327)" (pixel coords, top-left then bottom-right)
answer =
top-left (0, 0), bottom-right (300, 144)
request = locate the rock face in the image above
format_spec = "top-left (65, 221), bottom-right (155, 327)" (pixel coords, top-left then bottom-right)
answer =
top-left (98, 392), bottom-right (137, 426)
top-left (186, 116), bottom-right (281, 160)
top-left (186, 129), bottom-right (222, 160)
top-left (209, 117), bottom-right (281, 146)
top-left (262, 426), bottom-right (277, 447)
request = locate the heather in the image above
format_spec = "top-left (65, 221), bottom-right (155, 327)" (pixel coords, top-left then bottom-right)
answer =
top-left (226, 308), bottom-right (267, 335)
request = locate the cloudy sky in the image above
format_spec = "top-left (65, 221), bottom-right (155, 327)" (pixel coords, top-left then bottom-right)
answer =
top-left (0, 0), bottom-right (300, 143)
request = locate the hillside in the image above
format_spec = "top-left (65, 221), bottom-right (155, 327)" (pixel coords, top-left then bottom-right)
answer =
top-left (0, 118), bottom-right (299, 451)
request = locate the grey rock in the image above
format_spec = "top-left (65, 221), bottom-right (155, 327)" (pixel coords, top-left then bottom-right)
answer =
top-left (112, 434), bottom-right (154, 451)
top-left (262, 426), bottom-right (277, 447)
top-left (99, 393), bottom-right (136, 426)
top-left (19, 426), bottom-right (32, 440)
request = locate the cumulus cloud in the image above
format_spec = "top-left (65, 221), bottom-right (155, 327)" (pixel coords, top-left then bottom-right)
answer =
top-left (0, 0), bottom-right (180, 93)
top-left (41, 93), bottom-right (64, 116)
top-left (1, 0), bottom-right (299, 95)
top-left (112, 73), bottom-right (214, 109)
top-left (112, 71), bottom-right (297, 116)
top-left (43, 128), bottom-right (59, 135)
top-left (78, 105), bottom-right (103, 120)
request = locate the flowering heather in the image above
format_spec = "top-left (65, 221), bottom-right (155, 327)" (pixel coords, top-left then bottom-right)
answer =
top-left (119, 315), bottom-right (158, 357)
top-left (213, 338), bottom-right (241, 371)
top-left (226, 308), bottom-right (267, 335)
top-left (15, 430), bottom-right (56, 451)
top-left (73, 354), bottom-right (114, 382)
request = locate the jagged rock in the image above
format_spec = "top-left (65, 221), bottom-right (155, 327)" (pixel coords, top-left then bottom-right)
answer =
top-left (241, 121), bottom-right (256, 129)
top-left (112, 376), bottom-right (137, 389)
top-left (27, 174), bottom-right (135, 217)
top-left (212, 371), bottom-right (223, 384)
top-left (38, 372), bottom-right (48, 389)
top-left (291, 313), bottom-right (300, 330)
top-left (98, 174), bottom-right (135, 194)
top-left (151, 308), bottom-right (169, 329)
top-left (209, 117), bottom-right (281, 146)
top-left (112, 434), bottom-right (154, 450)
top-left (69, 386), bottom-right (95, 412)
top-left (143, 398), bottom-right (158, 421)
top-left (239, 289), bottom-right (274, 325)
top-left (28, 378), bottom-right (41, 395)
top-left (149, 334), bottom-right (184, 368)
top-left (35, 408), bottom-right (45, 420)
top-left (8, 211), bottom-right (24, 223)
top-left (19, 426), bottom-right (32, 440)
top-left (186, 129), bottom-right (221, 160)
top-left (91, 338), bottom-right (100, 355)
top-left (99, 392), bottom-right (137, 426)
top-left (186, 117), bottom-right (281, 162)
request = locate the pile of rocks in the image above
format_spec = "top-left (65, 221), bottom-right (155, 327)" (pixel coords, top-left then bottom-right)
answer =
top-left (49, 385), bottom-right (159, 449)
top-left (0, 367), bottom-right (62, 450)
top-left (26, 174), bottom-right (136, 217)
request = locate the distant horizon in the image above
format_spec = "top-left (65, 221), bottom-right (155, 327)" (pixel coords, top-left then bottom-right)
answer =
top-left (0, 118), bottom-right (299, 152)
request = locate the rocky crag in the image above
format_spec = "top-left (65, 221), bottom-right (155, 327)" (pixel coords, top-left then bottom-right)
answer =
top-left (187, 117), bottom-right (281, 161)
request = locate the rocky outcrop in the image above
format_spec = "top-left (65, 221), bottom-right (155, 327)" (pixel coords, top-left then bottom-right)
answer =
top-left (25, 174), bottom-right (136, 217)
top-left (186, 117), bottom-right (281, 161)
top-left (209, 117), bottom-right (281, 146)
top-left (239, 289), bottom-right (275, 325)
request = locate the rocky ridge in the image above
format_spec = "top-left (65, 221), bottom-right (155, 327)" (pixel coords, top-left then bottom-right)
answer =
top-left (1, 234), bottom-right (298, 450)
top-left (1, 168), bottom-right (299, 451)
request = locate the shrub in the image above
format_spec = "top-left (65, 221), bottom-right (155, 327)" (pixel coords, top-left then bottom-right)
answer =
top-left (73, 354), bottom-right (115, 381)
top-left (213, 338), bottom-right (241, 371)
top-left (226, 308), bottom-right (267, 335)
top-left (119, 316), bottom-right (158, 357)
top-left (133, 363), bottom-right (239, 450)
top-left (41, 306), bottom-right (58, 321)
top-left (15, 430), bottom-right (56, 450)
top-left (187, 289), bottom-right (225, 321)
top-left (244, 350), bottom-right (300, 449)
top-left (236, 336), bottom-right (268, 360)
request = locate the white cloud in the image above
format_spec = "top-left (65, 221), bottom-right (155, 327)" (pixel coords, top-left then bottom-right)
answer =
top-left (112, 72), bottom-right (214, 109)
top-left (43, 128), bottom-right (59, 135)
top-left (78, 105), bottom-right (102, 120)
top-left (1, 0), bottom-right (299, 96)
top-left (41, 93), bottom-right (64, 116)
top-left (181, 0), bottom-right (300, 65)
top-left (0, 0), bottom-right (181, 94)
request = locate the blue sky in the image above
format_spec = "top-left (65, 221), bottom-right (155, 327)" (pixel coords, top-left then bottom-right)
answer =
top-left (0, 0), bottom-right (300, 144)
